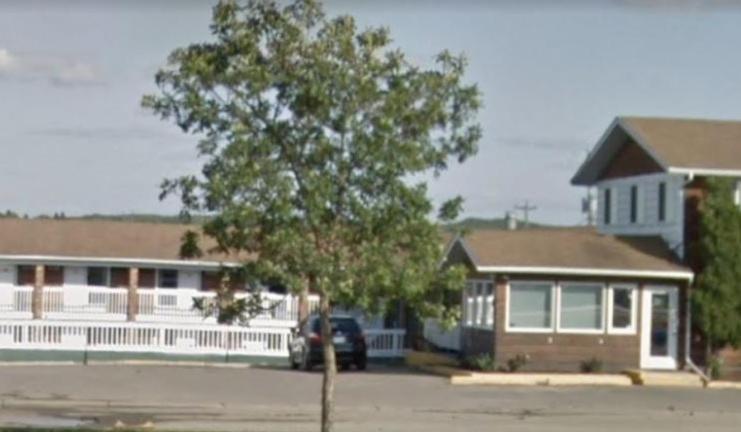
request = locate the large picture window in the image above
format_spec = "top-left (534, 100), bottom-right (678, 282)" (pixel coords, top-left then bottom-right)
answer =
top-left (507, 282), bottom-right (553, 331)
top-left (558, 283), bottom-right (604, 332)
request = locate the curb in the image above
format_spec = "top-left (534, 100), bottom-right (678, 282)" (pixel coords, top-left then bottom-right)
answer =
top-left (450, 372), bottom-right (633, 387)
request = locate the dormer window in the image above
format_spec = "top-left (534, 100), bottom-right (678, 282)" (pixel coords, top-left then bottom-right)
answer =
top-left (658, 182), bottom-right (666, 222)
top-left (630, 185), bottom-right (639, 224)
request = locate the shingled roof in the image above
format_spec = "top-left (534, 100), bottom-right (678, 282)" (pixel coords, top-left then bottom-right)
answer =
top-left (0, 218), bottom-right (243, 266)
top-left (448, 227), bottom-right (692, 280)
top-left (572, 116), bottom-right (741, 185)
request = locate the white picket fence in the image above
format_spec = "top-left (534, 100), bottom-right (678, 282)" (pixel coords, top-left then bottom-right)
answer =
top-left (0, 320), bottom-right (405, 359)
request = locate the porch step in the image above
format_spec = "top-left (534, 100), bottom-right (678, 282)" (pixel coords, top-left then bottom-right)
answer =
top-left (624, 370), bottom-right (705, 387)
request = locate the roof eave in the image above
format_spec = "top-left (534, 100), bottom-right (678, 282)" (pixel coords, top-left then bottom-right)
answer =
top-left (571, 117), bottom-right (671, 186)
top-left (0, 254), bottom-right (242, 269)
top-left (475, 265), bottom-right (694, 281)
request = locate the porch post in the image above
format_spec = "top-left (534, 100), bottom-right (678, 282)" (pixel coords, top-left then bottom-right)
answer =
top-left (127, 267), bottom-right (139, 322)
top-left (31, 264), bottom-right (45, 319)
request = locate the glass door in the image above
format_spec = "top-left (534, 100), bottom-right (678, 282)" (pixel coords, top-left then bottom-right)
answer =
top-left (641, 286), bottom-right (678, 369)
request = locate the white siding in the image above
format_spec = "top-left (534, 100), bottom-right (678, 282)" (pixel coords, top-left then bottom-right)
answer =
top-left (63, 266), bottom-right (87, 286)
top-left (597, 173), bottom-right (685, 258)
top-left (0, 264), bottom-right (15, 286)
top-left (178, 270), bottom-right (201, 290)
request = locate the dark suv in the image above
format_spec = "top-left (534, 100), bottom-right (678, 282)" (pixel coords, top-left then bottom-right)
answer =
top-left (289, 315), bottom-right (367, 371)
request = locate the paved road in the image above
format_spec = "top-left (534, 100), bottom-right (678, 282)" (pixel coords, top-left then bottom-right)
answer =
top-left (0, 364), bottom-right (739, 431)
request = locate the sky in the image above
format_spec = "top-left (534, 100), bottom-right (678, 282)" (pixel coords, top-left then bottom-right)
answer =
top-left (1, 0), bottom-right (741, 225)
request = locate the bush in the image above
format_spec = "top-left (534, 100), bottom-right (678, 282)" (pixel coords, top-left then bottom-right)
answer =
top-left (708, 356), bottom-right (723, 380)
top-left (580, 357), bottom-right (603, 374)
top-left (461, 354), bottom-right (496, 371)
top-left (505, 354), bottom-right (529, 372)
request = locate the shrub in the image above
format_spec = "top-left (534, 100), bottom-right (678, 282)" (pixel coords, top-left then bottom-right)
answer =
top-left (461, 354), bottom-right (496, 371)
top-left (580, 357), bottom-right (603, 374)
top-left (505, 354), bottom-right (529, 372)
top-left (708, 356), bottom-right (723, 380)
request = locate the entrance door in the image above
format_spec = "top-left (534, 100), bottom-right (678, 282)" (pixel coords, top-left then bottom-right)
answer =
top-left (641, 286), bottom-right (679, 369)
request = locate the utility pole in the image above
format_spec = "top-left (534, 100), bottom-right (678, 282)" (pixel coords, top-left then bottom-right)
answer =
top-left (515, 201), bottom-right (537, 227)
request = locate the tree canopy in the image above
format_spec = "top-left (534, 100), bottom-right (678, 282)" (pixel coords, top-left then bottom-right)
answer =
top-left (694, 177), bottom-right (741, 350)
top-left (142, 1), bottom-right (481, 430)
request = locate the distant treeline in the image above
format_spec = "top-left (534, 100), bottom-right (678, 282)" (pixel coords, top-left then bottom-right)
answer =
top-left (0, 210), bottom-right (554, 230)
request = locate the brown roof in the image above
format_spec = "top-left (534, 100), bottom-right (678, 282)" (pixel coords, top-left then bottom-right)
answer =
top-left (572, 116), bottom-right (741, 185)
top-left (621, 116), bottom-right (741, 171)
top-left (456, 227), bottom-right (691, 276)
top-left (0, 218), bottom-right (242, 265)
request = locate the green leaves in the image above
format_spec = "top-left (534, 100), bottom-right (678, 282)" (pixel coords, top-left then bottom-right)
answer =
top-left (694, 177), bottom-right (741, 349)
top-left (143, 0), bottom-right (481, 323)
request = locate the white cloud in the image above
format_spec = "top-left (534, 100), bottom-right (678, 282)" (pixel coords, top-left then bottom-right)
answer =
top-left (0, 48), bottom-right (18, 74)
top-left (0, 47), bottom-right (101, 86)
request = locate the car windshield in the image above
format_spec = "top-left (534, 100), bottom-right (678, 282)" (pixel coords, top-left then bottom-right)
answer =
top-left (311, 317), bottom-right (360, 334)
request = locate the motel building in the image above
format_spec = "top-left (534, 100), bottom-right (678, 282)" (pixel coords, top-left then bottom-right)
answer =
top-left (0, 218), bottom-right (405, 363)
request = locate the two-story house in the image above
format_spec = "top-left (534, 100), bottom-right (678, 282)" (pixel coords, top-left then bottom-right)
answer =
top-left (442, 116), bottom-right (741, 373)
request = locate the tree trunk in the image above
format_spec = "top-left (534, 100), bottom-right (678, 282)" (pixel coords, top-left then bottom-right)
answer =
top-left (319, 293), bottom-right (336, 432)
top-left (298, 280), bottom-right (310, 331)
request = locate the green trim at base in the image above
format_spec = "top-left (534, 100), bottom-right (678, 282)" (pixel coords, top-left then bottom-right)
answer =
top-left (0, 350), bottom-right (403, 367)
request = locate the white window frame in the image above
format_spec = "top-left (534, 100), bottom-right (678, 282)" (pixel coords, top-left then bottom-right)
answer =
top-left (463, 279), bottom-right (494, 329)
top-left (505, 280), bottom-right (555, 333)
top-left (603, 187), bottom-right (614, 226)
top-left (556, 281), bottom-right (606, 335)
top-left (607, 284), bottom-right (638, 335)
top-left (629, 184), bottom-right (643, 224)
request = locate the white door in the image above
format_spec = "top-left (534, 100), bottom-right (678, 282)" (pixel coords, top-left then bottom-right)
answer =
top-left (640, 286), bottom-right (679, 369)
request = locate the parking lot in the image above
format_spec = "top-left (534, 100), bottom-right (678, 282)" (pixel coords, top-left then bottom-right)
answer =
top-left (0, 364), bottom-right (739, 431)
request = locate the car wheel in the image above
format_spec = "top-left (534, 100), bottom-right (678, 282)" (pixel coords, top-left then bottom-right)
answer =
top-left (301, 350), bottom-right (313, 371)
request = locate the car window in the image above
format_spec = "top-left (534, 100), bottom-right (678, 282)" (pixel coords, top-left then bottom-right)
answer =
top-left (311, 318), bottom-right (360, 334)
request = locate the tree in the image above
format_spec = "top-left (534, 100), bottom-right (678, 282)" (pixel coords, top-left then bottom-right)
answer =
top-left (142, 1), bottom-right (481, 430)
top-left (694, 178), bottom-right (741, 354)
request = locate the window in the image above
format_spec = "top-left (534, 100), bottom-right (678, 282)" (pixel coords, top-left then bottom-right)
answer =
top-left (507, 282), bottom-right (553, 331)
top-left (603, 188), bottom-right (612, 225)
top-left (558, 283), bottom-right (604, 333)
top-left (158, 269), bottom-right (179, 288)
top-left (608, 285), bottom-right (636, 334)
top-left (658, 182), bottom-right (667, 222)
top-left (630, 185), bottom-right (639, 223)
top-left (16, 265), bottom-right (35, 286)
top-left (463, 280), bottom-right (494, 329)
top-left (87, 267), bottom-right (108, 287)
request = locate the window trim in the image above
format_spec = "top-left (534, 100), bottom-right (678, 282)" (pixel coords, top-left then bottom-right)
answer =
top-left (630, 185), bottom-right (639, 224)
top-left (505, 280), bottom-right (555, 333)
top-left (462, 279), bottom-right (494, 329)
top-left (556, 281), bottom-right (606, 335)
top-left (658, 181), bottom-right (667, 222)
top-left (603, 187), bottom-right (612, 225)
top-left (157, 269), bottom-right (179, 289)
top-left (607, 284), bottom-right (638, 335)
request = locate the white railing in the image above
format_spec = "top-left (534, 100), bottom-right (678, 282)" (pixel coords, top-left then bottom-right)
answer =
top-left (0, 286), bottom-right (33, 319)
top-left (43, 286), bottom-right (128, 321)
top-left (423, 318), bottom-right (461, 351)
top-left (0, 320), bottom-right (405, 358)
top-left (365, 329), bottom-right (406, 358)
